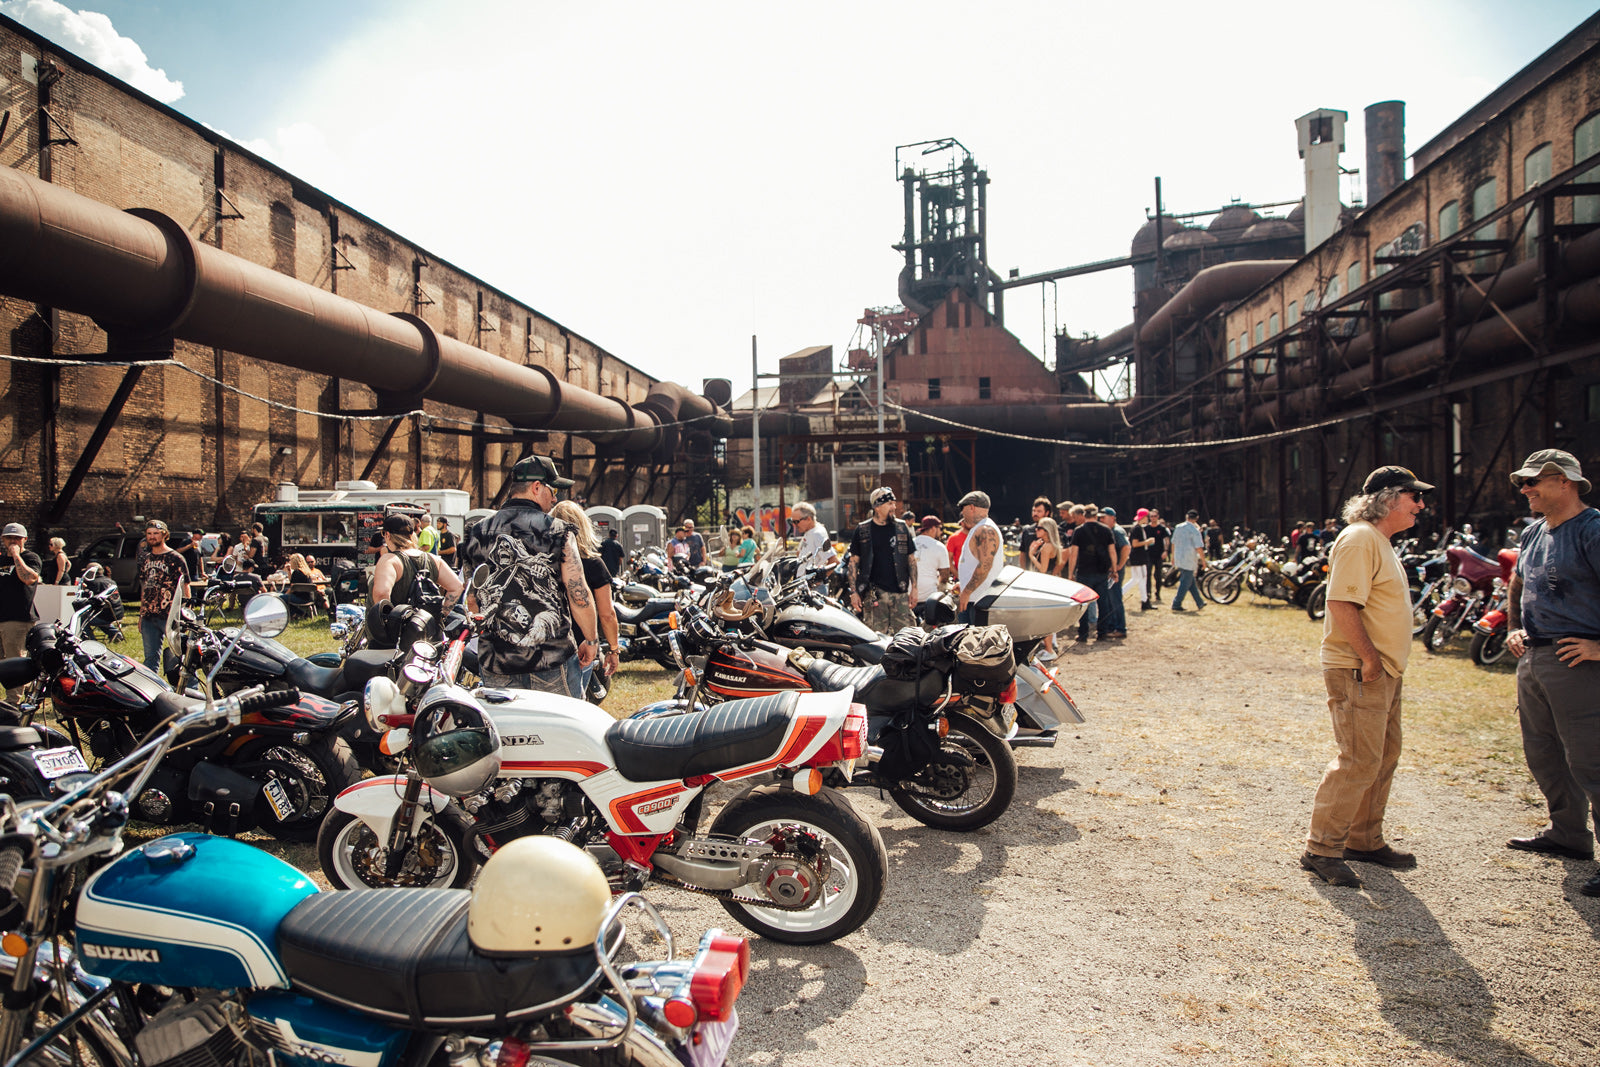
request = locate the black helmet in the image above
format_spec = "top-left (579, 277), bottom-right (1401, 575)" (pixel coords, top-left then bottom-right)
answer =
top-left (411, 686), bottom-right (500, 797)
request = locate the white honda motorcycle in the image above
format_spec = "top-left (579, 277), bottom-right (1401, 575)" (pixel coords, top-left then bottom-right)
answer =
top-left (318, 621), bottom-right (888, 945)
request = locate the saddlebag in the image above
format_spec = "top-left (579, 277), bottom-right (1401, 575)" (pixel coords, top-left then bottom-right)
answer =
top-left (950, 625), bottom-right (1015, 694)
top-left (186, 761), bottom-right (263, 836)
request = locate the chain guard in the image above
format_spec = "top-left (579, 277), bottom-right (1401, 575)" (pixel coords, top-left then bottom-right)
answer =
top-left (657, 826), bottom-right (832, 911)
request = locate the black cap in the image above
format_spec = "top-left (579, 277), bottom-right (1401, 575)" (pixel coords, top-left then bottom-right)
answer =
top-left (382, 514), bottom-right (416, 536)
top-left (511, 455), bottom-right (575, 488)
top-left (1362, 465), bottom-right (1434, 494)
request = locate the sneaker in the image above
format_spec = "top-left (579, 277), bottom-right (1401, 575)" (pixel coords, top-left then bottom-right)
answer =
top-left (1300, 852), bottom-right (1362, 887)
top-left (1583, 871), bottom-right (1600, 897)
top-left (1171, 605), bottom-right (1187, 612)
top-left (1140, 602), bottom-right (1151, 611)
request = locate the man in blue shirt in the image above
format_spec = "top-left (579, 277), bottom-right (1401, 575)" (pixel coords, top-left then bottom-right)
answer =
top-left (1504, 449), bottom-right (1600, 896)
top-left (1170, 509), bottom-right (1206, 611)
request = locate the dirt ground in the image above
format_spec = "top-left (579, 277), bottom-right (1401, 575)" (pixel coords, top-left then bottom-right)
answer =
top-left (645, 593), bottom-right (1600, 1067)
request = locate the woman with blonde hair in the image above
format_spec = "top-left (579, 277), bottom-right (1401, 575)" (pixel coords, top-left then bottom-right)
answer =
top-left (286, 552), bottom-right (328, 615)
top-left (551, 501), bottom-right (620, 693)
top-left (47, 537), bottom-right (71, 585)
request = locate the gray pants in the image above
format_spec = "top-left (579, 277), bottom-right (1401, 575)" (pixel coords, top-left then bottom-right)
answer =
top-left (1516, 645), bottom-right (1600, 850)
top-left (481, 655), bottom-right (582, 699)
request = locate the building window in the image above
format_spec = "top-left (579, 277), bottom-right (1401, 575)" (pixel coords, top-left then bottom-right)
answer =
top-left (1347, 261), bottom-right (1363, 292)
top-left (1240, 332), bottom-right (1249, 354)
top-left (978, 377), bottom-right (991, 400)
top-left (1269, 312), bottom-right (1280, 337)
top-left (1574, 112), bottom-right (1600, 225)
top-left (1303, 289), bottom-right (1316, 314)
top-left (1286, 301), bottom-right (1299, 326)
top-left (1472, 178), bottom-right (1499, 236)
top-left (1324, 276), bottom-right (1342, 304)
top-left (1227, 339), bottom-right (1237, 361)
top-left (1254, 322), bottom-right (1265, 345)
top-left (927, 377), bottom-right (941, 400)
top-left (1438, 199), bottom-right (1460, 240)
top-left (1524, 142), bottom-right (1553, 257)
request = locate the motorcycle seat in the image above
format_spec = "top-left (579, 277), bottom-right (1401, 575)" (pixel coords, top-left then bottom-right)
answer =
top-left (285, 649), bottom-right (399, 697)
top-left (805, 661), bottom-right (945, 716)
top-left (0, 727), bottom-right (44, 750)
top-left (606, 692), bottom-right (800, 782)
top-left (613, 598), bottom-right (673, 627)
top-left (277, 888), bottom-right (601, 1027)
top-left (805, 661), bottom-right (880, 696)
top-left (0, 656), bottom-right (38, 690)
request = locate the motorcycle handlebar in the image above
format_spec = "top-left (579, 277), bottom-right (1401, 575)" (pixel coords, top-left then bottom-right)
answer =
top-left (236, 688), bottom-right (302, 715)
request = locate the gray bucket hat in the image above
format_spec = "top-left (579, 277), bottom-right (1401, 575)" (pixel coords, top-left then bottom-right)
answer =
top-left (1510, 448), bottom-right (1590, 494)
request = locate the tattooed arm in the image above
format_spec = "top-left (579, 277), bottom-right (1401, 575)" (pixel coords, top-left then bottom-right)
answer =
top-left (562, 538), bottom-right (599, 666)
top-left (959, 525), bottom-right (999, 611)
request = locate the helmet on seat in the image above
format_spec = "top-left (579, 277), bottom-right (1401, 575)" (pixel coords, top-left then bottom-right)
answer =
top-left (410, 686), bottom-right (500, 797)
top-left (468, 836), bottom-right (611, 956)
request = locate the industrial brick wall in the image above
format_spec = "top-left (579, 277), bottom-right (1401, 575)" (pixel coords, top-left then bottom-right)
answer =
top-left (0, 14), bottom-right (664, 549)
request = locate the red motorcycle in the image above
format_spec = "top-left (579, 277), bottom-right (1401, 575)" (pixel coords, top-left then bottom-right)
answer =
top-left (1468, 549), bottom-right (1519, 666)
top-left (1421, 544), bottom-right (1518, 654)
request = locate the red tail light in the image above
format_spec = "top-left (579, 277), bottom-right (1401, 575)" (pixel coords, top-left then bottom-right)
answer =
top-left (999, 679), bottom-right (1017, 703)
top-left (689, 932), bottom-right (749, 1022)
top-left (662, 996), bottom-right (698, 1029)
top-left (806, 704), bottom-right (868, 765)
top-left (489, 1037), bottom-right (531, 1067)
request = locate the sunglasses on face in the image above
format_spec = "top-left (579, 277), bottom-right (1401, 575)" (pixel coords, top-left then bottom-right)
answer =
top-left (1519, 475), bottom-right (1558, 488)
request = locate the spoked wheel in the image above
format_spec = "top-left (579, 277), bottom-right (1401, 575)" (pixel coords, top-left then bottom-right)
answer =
top-left (885, 712), bottom-right (1017, 831)
top-left (318, 808), bottom-right (478, 889)
top-left (1208, 573), bottom-right (1242, 605)
top-left (706, 785), bottom-right (886, 944)
top-left (236, 736), bottom-right (360, 842)
top-left (1420, 615), bottom-right (1455, 653)
top-left (1411, 585), bottom-right (1440, 636)
top-left (1470, 629), bottom-right (1509, 666)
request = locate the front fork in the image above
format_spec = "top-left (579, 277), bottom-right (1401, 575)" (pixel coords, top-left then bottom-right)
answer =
top-left (384, 776), bottom-right (426, 880)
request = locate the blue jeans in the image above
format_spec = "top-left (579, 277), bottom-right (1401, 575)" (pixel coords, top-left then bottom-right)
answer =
top-left (1172, 568), bottom-right (1204, 609)
top-left (1101, 573), bottom-right (1128, 634)
top-left (482, 655), bottom-right (582, 698)
top-left (1074, 572), bottom-right (1108, 637)
top-left (139, 615), bottom-right (165, 672)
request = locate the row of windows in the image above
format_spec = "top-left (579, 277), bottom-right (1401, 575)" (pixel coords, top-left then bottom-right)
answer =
top-left (926, 377), bottom-right (990, 400)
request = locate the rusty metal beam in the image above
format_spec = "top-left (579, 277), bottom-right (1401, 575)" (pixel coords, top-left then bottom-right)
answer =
top-left (46, 365), bottom-right (143, 523)
top-left (359, 417), bottom-right (404, 483)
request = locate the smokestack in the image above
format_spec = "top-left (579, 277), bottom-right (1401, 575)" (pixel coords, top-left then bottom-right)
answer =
top-left (1364, 100), bottom-right (1406, 208)
top-left (1295, 108), bottom-right (1348, 253)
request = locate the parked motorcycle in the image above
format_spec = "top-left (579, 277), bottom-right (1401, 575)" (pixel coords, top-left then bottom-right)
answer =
top-left (0, 657), bottom-right (94, 805)
top-left (1420, 544), bottom-right (1517, 653)
top-left (28, 594), bottom-right (360, 840)
top-left (1469, 577), bottom-right (1513, 666)
top-left (70, 564), bottom-right (125, 644)
top-left (320, 618), bottom-right (888, 945)
top-left (663, 604), bottom-right (1021, 831)
top-left (0, 669), bottom-right (750, 1067)
top-left (1244, 540), bottom-right (1328, 609)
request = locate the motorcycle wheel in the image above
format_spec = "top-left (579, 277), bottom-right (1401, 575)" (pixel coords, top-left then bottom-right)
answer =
top-left (1420, 615), bottom-right (1453, 653)
top-left (1470, 630), bottom-right (1509, 666)
top-left (239, 735), bottom-right (360, 843)
top-left (318, 807), bottom-right (477, 889)
top-left (885, 711), bottom-right (1017, 831)
top-left (706, 784), bottom-right (887, 945)
top-left (1208, 573), bottom-right (1242, 605)
top-left (1305, 584), bottom-right (1328, 621)
top-left (1411, 586), bottom-right (1440, 636)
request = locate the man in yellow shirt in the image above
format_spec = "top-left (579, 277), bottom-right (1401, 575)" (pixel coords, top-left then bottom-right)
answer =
top-left (1302, 466), bottom-right (1430, 887)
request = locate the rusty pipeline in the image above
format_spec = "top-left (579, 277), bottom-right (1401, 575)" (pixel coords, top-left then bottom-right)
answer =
top-left (0, 166), bottom-right (722, 458)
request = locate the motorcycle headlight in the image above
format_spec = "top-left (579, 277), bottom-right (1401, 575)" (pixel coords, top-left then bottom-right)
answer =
top-left (363, 676), bottom-right (405, 731)
top-left (1452, 576), bottom-right (1474, 595)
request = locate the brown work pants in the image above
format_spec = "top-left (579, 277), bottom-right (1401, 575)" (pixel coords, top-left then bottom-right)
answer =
top-left (1307, 668), bottom-right (1404, 857)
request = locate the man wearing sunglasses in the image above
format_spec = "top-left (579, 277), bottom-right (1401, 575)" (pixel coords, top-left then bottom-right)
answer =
top-left (1503, 449), bottom-right (1600, 896)
top-left (848, 486), bottom-right (915, 633)
top-left (1302, 465), bottom-right (1430, 888)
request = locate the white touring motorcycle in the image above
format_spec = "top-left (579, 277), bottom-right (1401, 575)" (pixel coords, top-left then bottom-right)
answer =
top-left (319, 630), bottom-right (888, 945)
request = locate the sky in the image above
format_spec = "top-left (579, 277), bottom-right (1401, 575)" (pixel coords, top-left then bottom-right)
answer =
top-left (3, 0), bottom-right (1596, 394)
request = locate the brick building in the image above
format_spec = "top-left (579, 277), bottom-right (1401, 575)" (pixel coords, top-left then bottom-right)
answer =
top-left (0, 13), bottom-right (687, 550)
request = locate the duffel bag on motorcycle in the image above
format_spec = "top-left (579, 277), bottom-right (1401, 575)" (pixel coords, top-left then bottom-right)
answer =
top-left (950, 625), bottom-right (1014, 693)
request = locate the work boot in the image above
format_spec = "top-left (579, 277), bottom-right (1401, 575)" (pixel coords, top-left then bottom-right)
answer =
top-left (1300, 852), bottom-right (1362, 886)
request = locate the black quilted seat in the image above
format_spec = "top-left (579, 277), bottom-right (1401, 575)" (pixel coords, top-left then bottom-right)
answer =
top-left (606, 692), bottom-right (799, 782)
top-left (804, 661), bottom-right (945, 716)
top-left (277, 889), bottom-right (600, 1026)
top-left (287, 648), bottom-right (399, 697)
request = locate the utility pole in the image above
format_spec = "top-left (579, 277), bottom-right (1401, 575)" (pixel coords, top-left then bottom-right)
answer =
top-left (751, 335), bottom-right (760, 532)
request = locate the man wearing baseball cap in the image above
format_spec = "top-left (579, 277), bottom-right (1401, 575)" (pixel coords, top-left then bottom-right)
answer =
top-left (848, 487), bottom-right (915, 633)
top-left (136, 520), bottom-right (189, 672)
top-left (1502, 449), bottom-right (1600, 896)
top-left (0, 523), bottom-right (40, 700)
top-left (1302, 465), bottom-right (1430, 887)
top-left (459, 455), bottom-right (596, 698)
top-left (911, 515), bottom-right (950, 625)
top-left (956, 490), bottom-right (1003, 623)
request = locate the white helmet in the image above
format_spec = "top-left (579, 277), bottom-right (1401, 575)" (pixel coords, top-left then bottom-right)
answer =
top-left (468, 837), bottom-right (612, 956)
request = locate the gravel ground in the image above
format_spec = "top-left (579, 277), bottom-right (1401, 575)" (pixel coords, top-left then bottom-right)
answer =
top-left (648, 595), bottom-right (1600, 1067)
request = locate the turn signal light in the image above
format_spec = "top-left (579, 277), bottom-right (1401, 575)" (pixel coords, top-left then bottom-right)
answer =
top-left (1, 932), bottom-right (26, 958)
top-left (794, 768), bottom-right (822, 795)
top-left (689, 931), bottom-right (750, 1022)
top-left (936, 717), bottom-right (950, 738)
top-left (478, 1038), bottom-right (530, 1067)
top-left (668, 611), bottom-right (680, 630)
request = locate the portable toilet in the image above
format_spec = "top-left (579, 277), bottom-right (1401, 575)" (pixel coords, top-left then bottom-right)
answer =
top-left (619, 504), bottom-right (667, 552)
top-left (585, 506), bottom-right (622, 541)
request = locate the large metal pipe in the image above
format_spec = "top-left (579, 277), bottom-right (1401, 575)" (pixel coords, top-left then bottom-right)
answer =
top-left (898, 402), bottom-right (1127, 437)
top-left (1137, 261), bottom-right (1293, 346)
top-left (0, 166), bottom-right (721, 457)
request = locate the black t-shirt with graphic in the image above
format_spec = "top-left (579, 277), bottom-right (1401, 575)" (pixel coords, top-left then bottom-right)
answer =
top-left (459, 499), bottom-right (576, 677)
top-left (0, 550), bottom-right (41, 622)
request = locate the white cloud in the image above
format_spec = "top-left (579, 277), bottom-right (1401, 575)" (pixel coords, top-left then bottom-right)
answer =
top-left (0, 0), bottom-right (182, 102)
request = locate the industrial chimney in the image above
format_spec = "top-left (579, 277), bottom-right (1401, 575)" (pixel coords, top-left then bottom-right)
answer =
top-left (1295, 108), bottom-right (1348, 253)
top-left (1364, 101), bottom-right (1406, 208)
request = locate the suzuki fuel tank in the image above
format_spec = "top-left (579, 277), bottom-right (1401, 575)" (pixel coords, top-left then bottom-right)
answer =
top-left (76, 833), bottom-right (315, 989)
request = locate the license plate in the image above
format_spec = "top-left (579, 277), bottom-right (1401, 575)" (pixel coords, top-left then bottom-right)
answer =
top-left (688, 1007), bottom-right (738, 1067)
top-left (32, 746), bottom-right (89, 780)
top-left (262, 777), bottom-right (294, 822)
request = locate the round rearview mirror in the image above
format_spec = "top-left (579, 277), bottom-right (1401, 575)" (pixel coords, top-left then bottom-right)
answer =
top-left (243, 594), bottom-right (289, 638)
